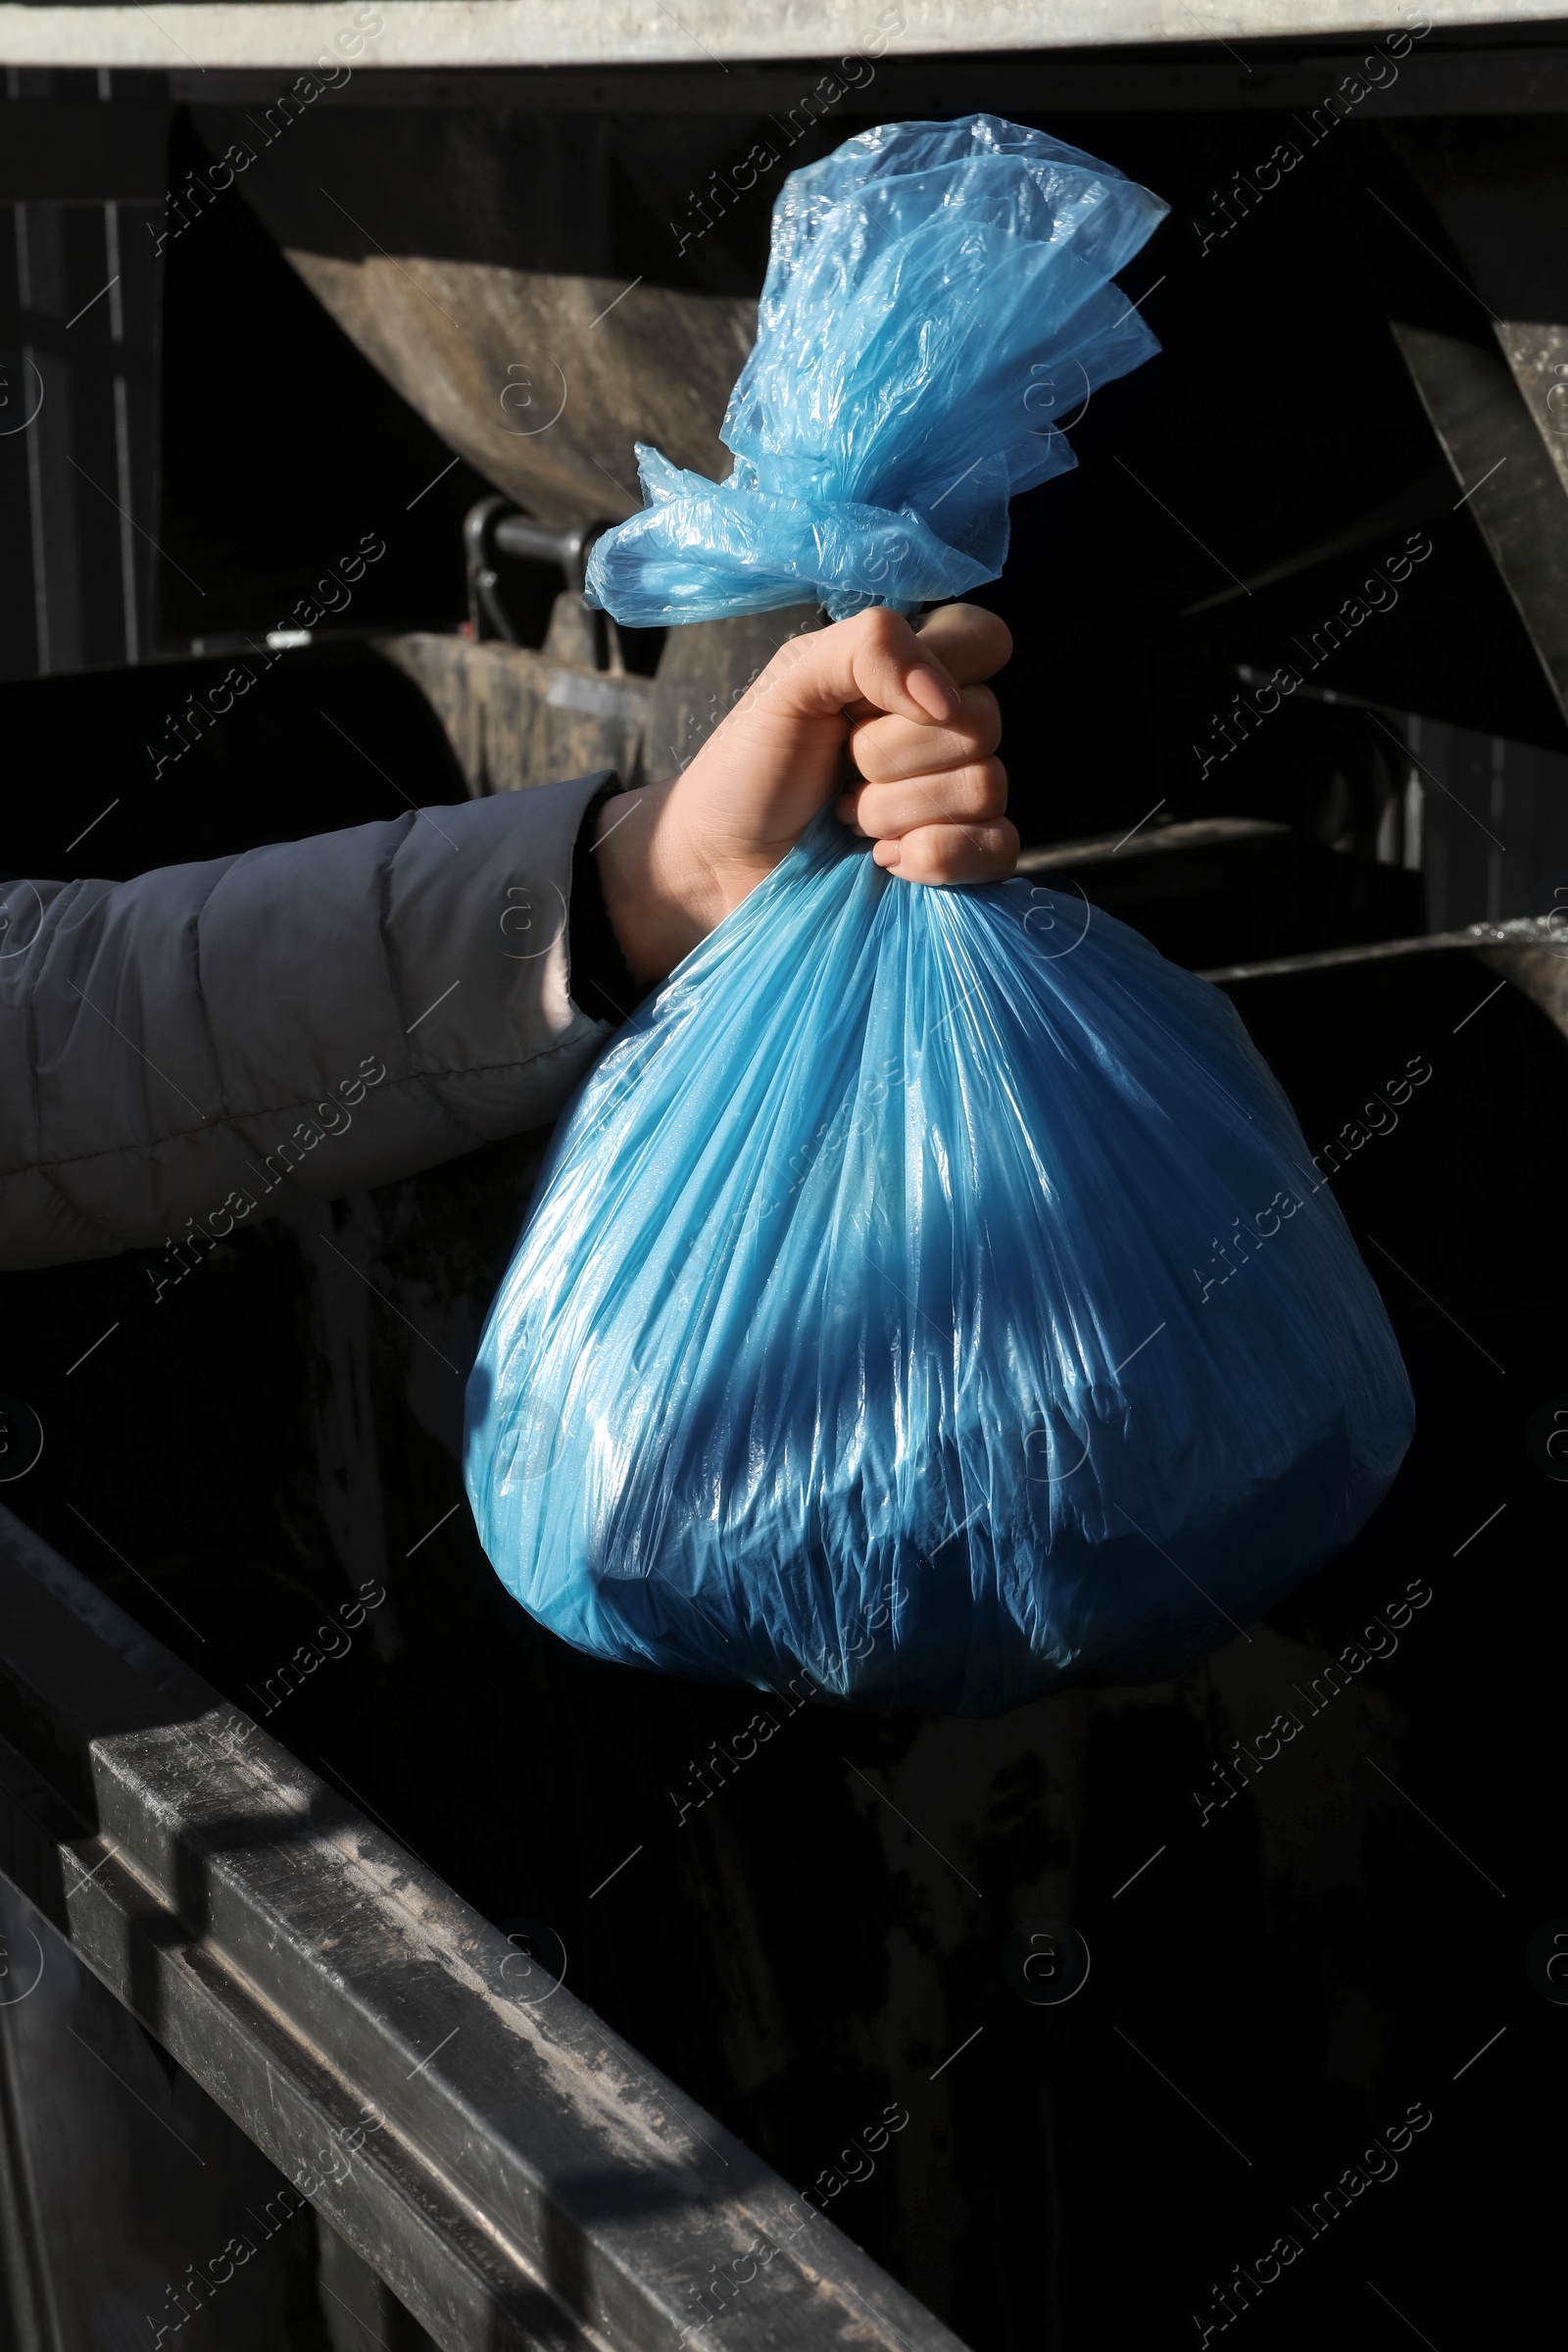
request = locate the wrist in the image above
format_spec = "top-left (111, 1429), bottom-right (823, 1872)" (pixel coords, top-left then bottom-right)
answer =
top-left (593, 779), bottom-right (725, 983)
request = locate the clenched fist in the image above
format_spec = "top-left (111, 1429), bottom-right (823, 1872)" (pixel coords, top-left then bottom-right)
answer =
top-left (595, 602), bottom-right (1016, 981)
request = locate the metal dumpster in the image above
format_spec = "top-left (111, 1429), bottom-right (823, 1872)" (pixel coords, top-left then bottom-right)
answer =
top-left (0, 6), bottom-right (1559, 2345)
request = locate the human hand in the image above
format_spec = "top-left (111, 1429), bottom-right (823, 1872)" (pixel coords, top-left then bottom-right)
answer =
top-left (593, 602), bottom-right (1015, 981)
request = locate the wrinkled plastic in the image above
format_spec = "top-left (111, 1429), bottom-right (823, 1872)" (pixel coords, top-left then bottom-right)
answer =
top-left (466, 817), bottom-right (1414, 1716)
top-left (466, 115), bottom-right (1414, 1714)
top-left (585, 116), bottom-right (1169, 623)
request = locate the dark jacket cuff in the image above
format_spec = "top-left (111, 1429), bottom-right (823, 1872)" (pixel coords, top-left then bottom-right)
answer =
top-left (568, 781), bottom-right (655, 1028)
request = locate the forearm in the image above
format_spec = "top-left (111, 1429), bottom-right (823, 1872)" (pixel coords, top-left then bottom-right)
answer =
top-left (0, 774), bottom-right (614, 1271)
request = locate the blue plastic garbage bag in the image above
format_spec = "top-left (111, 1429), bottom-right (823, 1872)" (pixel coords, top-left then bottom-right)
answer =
top-left (464, 119), bottom-right (1414, 1715)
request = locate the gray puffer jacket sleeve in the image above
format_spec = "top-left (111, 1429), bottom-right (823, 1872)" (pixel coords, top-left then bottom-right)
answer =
top-left (0, 771), bottom-right (615, 1271)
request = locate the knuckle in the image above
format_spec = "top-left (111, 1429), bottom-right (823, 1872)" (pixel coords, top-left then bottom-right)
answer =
top-left (850, 732), bottom-right (896, 784)
top-left (961, 686), bottom-right (1003, 750)
top-left (956, 760), bottom-right (1007, 816)
top-left (961, 602), bottom-right (1010, 655)
top-left (897, 825), bottom-right (939, 876)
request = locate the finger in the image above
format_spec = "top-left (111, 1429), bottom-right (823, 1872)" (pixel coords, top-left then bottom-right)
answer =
top-left (847, 684), bottom-right (1001, 785)
top-left (913, 604), bottom-right (1012, 690)
top-left (836, 759), bottom-right (1008, 841)
top-left (839, 603), bottom-right (1011, 722)
top-left (871, 818), bottom-right (1020, 884)
top-left (740, 607), bottom-right (961, 733)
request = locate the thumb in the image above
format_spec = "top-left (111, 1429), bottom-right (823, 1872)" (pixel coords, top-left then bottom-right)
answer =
top-left (753, 607), bottom-right (962, 730)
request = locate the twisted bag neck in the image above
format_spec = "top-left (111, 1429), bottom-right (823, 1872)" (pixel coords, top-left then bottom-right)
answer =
top-left (584, 114), bottom-right (1169, 627)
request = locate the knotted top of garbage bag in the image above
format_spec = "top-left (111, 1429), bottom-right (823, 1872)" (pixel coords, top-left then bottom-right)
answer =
top-left (585, 114), bottom-right (1168, 627)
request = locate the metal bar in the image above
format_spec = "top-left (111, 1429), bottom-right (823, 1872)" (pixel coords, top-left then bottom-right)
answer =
top-left (1019, 815), bottom-right (1292, 873)
top-left (0, 1499), bottom-right (966, 2352)
top-left (1201, 912), bottom-right (1568, 1052)
top-left (158, 48), bottom-right (1568, 116)
top-left (492, 515), bottom-right (608, 589)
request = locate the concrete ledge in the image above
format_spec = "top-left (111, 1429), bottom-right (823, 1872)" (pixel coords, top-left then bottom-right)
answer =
top-left (0, 2), bottom-right (1551, 74)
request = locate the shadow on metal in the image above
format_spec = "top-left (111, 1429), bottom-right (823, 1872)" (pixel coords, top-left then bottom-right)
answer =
top-left (0, 1503), bottom-right (967, 2352)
